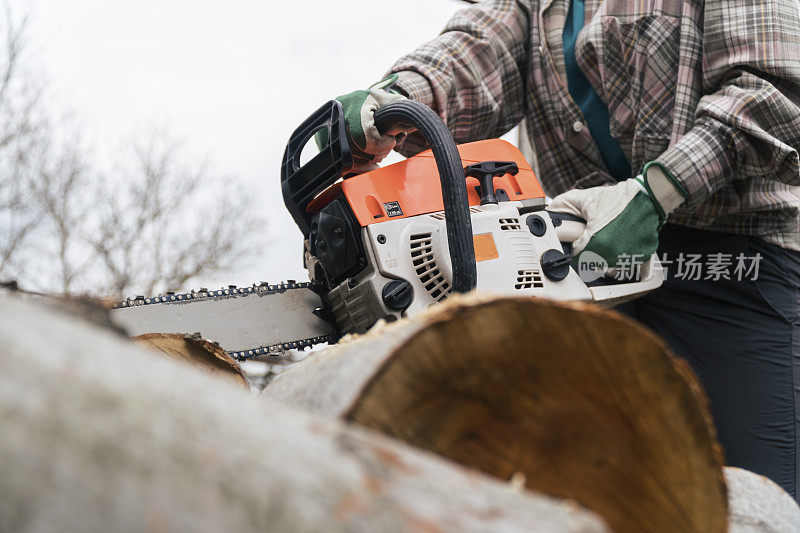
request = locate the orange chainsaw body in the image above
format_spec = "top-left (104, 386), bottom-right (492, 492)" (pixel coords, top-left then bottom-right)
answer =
top-left (307, 139), bottom-right (544, 227)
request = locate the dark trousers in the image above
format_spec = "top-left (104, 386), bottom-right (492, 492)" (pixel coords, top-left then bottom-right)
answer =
top-left (619, 225), bottom-right (800, 500)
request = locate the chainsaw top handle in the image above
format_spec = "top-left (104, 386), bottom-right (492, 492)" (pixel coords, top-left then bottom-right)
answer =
top-left (373, 101), bottom-right (477, 293)
top-left (281, 99), bottom-right (477, 294)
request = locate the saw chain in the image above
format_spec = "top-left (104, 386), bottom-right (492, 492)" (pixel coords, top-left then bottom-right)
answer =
top-left (226, 333), bottom-right (335, 361)
top-left (112, 280), bottom-right (315, 309)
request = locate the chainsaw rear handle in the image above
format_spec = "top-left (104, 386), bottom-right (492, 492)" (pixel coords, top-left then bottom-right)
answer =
top-left (282, 99), bottom-right (477, 294)
top-left (373, 101), bottom-right (477, 293)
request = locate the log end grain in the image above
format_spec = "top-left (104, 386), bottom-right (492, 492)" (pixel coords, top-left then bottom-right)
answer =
top-left (341, 296), bottom-right (728, 532)
top-left (133, 333), bottom-right (247, 387)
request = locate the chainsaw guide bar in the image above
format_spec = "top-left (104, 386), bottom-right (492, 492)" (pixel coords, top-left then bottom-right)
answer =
top-left (111, 281), bottom-right (337, 360)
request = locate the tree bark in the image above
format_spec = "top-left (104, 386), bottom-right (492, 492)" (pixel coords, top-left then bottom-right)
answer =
top-left (0, 292), bottom-right (607, 533)
top-left (724, 467), bottom-right (800, 532)
top-left (266, 294), bottom-right (728, 533)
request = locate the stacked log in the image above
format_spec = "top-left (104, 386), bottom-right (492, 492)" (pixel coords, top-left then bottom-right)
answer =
top-left (133, 332), bottom-right (248, 386)
top-left (0, 292), bottom-right (607, 532)
top-left (725, 467), bottom-right (800, 532)
top-left (266, 295), bottom-right (729, 532)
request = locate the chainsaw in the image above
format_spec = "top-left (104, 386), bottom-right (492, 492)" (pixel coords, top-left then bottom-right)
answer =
top-left (111, 100), bottom-right (663, 360)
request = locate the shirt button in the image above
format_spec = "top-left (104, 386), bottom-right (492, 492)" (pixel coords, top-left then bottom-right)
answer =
top-left (572, 121), bottom-right (584, 133)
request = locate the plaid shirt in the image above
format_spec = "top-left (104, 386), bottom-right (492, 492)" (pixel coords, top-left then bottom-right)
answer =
top-left (388, 0), bottom-right (800, 250)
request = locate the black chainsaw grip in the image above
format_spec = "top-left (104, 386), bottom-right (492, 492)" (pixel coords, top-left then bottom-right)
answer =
top-left (374, 101), bottom-right (477, 294)
top-left (282, 100), bottom-right (354, 236)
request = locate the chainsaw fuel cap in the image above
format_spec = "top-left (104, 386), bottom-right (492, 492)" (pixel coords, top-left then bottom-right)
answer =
top-left (382, 280), bottom-right (414, 311)
top-left (541, 249), bottom-right (572, 281)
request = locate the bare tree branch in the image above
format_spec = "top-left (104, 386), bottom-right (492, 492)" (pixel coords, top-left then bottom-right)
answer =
top-left (0, 4), bottom-right (266, 296)
top-left (28, 136), bottom-right (91, 292)
top-left (83, 129), bottom-right (264, 297)
top-left (0, 2), bottom-right (44, 282)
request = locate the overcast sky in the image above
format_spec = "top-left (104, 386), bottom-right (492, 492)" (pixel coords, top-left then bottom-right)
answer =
top-left (19, 0), bottom-right (471, 287)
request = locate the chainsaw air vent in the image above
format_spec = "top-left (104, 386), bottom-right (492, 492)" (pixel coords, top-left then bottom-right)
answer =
top-left (515, 269), bottom-right (544, 289)
top-left (428, 207), bottom-right (482, 221)
top-left (409, 232), bottom-right (450, 301)
top-left (499, 217), bottom-right (522, 231)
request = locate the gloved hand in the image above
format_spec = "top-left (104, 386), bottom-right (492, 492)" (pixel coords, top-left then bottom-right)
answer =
top-left (547, 163), bottom-right (687, 267)
top-left (317, 74), bottom-right (415, 173)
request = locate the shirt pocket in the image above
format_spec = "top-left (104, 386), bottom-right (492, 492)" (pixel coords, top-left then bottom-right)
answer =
top-left (577, 2), bottom-right (682, 141)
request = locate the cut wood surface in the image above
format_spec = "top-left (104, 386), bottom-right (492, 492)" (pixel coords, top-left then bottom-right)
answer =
top-left (267, 294), bottom-right (728, 533)
top-left (133, 332), bottom-right (247, 386)
top-left (0, 292), bottom-right (608, 533)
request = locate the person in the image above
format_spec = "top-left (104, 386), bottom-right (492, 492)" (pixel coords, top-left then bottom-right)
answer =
top-left (327, 0), bottom-right (800, 499)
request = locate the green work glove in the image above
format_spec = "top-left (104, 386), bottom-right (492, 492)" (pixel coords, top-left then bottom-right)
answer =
top-left (547, 162), bottom-right (687, 268)
top-left (317, 74), bottom-right (414, 173)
